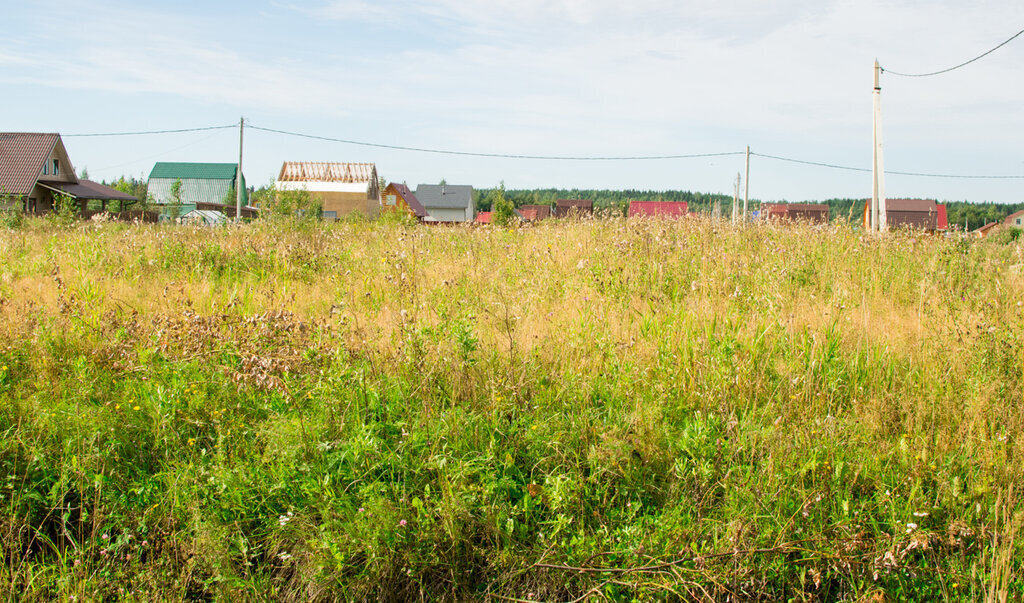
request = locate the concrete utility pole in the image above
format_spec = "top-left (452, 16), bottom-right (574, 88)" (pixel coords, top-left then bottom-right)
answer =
top-left (743, 145), bottom-right (750, 222)
top-left (236, 117), bottom-right (245, 222)
top-left (732, 173), bottom-right (741, 225)
top-left (871, 61), bottom-right (886, 232)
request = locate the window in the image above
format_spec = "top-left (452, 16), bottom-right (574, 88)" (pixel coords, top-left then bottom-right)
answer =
top-left (42, 162), bottom-right (48, 175)
top-left (53, 159), bottom-right (59, 175)
top-left (323, 211), bottom-right (337, 222)
top-left (1017, 218), bottom-right (1021, 226)
top-left (386, 194), bottom-right (397, 206)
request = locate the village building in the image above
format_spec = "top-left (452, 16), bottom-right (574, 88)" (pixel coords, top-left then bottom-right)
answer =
top-left (974, 222), bottom-right (1000, 238)
top-left (0, 132), bottom-right (136, 213)
top-left (519, 204), bottom-right (552, 221)
top-left (554, 198), bottom-right (593, 218)
top-left (863, 198), bottom-right (947, 231)
top-left (381, 182), bottom-right (427, 220)
top-left (760, 203), bottom-right (830, 224)
top-left (628, 201), bottom-right (689, 218)
top-left (275, 162), bottom-right (380, 221)
top-left (1004, 209), bottom-right (1024, 228)
top-left (416, 184), bottom-right (475, 223)
top-left (147, 162), bottom-right (256, 219)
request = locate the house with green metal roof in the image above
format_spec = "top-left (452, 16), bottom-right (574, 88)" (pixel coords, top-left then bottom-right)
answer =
top-left (147, 162), bottom-right (248, 219)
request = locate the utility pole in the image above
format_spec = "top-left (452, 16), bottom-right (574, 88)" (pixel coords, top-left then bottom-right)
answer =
top-left (871, 61), bottom-right (886, 232)
top-left (732, 173), bottom-right (741, 225)
top-left (236, 116), bottom-right (244, 222)
top-left (743, 145), bottom-right (750, 222)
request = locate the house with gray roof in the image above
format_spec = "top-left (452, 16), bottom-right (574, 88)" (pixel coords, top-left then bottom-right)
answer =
top-left (416, 184), bottom-right (474, 223)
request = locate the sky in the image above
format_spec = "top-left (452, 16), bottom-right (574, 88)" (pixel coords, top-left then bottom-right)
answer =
top-left (2, 0), bottom-right (1023, 203)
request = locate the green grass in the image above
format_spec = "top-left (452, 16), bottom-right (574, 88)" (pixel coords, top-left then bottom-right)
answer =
top-left (0, 217), bottom-right (1021, 601)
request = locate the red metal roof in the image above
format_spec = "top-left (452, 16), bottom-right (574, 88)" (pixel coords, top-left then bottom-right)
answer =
top-left (520, 204), bottom-right (551, 220)
top-left (628, 201), bottom-right (688, 217)
top-left (0, 133), bottom-right (59, 197)
top-left (475, 211), bottom-right (492, 224)
top-left (936, 204), bottom-right (948, 230)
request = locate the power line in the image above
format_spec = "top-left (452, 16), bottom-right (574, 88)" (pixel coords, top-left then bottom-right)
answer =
top-left (246, 124), bottom-right (744, 161)
top-left (64, 124), bottom-right (238, 137)
top-left (752, 152), bottom-right (1024, 179)
top-left (881, 26), bottom-right (1024, 77)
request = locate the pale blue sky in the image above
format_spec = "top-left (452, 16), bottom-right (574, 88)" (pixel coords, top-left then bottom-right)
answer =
top-left (3, 0), bottom-right (1023, 202)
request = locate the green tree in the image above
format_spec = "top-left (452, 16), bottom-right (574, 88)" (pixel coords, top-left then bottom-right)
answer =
top-left (489, 182), bottom-right (515, 227)
top-left (169, 178), bottom-right (184, 222)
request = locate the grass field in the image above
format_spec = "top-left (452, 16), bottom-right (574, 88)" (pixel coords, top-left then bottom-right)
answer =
top-left (0, 216), bottom-right (1022, 601)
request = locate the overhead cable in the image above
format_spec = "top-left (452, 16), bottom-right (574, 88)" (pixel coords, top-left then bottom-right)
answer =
top-left (882, 27), bottom-right (1024, 77)
top-left (64, 124), bottom-right (238, 137)
top-left (246, 124), bottom-right (744, 161)
top-left (753, 152), bottom-right (1024, 179)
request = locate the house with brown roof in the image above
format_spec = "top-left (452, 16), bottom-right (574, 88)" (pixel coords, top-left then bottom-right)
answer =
top-left (0, 132), bottom-right (136, 213)
top-left (862, 198), bottom-right (945, 231)
top-left (761, 203), bottom-right (829, 224)
top-left (554, 198), bottom-right (593, 218)
top-left (381, 182), bottom-right (427, 220)
top-left (275, 162), bottom-right (380, 221)
top-left (1004, 209), bottom-right (1024, 228)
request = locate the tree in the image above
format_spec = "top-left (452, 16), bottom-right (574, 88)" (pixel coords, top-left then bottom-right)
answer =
top-left (490, 182), bottom-right (515, 227)
top-left (169, 178), bottom-right (184, 222)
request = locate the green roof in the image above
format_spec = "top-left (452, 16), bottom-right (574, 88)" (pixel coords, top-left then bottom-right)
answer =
top-left (149, 162), bottom-right (239, 180)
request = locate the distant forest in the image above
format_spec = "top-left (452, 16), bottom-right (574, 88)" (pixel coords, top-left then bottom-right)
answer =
top-left (473, 187), bottom-right (1024, 232)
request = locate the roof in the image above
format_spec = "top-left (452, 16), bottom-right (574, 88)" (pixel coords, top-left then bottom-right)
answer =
top-left (0, 133), bottom-right (61, 197)
top-left (886, 198), bottom-right (937, 212)
top-left (387, 182), bottom-right (427, 217)
top-left (149, 162), bottom-right (240, 180)
top-left (936, 204), bottom-right (948, 230)
top-left (520, 204), bottom-right (551, 220)
top-left (181, 209), bottom-right (227, 222)
top-left (415, 184), bottom-right (474, 209)
top-left (38, 179), bottom-right (137, 201)
top-left (475, 211), bottom-right (492, 224)
top-left (1004, 209), bottom-right (1024, 225)
top-left (628, 201), bottom-right (688, 217)
top-left (975, 222), bottom-right (999, 234)
top-left (277, 162), bottom-right (376, 183)
top-left (556, 198), bottom-right (593, 209)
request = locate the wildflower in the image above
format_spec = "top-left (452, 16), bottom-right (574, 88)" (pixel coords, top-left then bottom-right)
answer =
top-left (358, 507), bottom-right (365, 513)
top-left (101, 533), bottom-right (109, 540)
top-left (913, 511), bottom-right (929, 518)
top-left (905, 523), bottom-right (918, 533)
top-left (399, 519), bottom-right (408, 527)
top-left (141, 540), bottom-right (147, 546)
top-left (133, 405), bottom-right (140, 411)
top-left (73, 559), bottom-right (81, 567)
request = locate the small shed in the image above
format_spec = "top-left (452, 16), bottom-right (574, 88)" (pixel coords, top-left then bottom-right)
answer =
top-left (381, 182), bottom-right (427, 219)
top-left (628, 201), bottom-right (688, 218)
top-left (416, 184), bottom-right (475, 223)
top-left (180, 209), bottom-right (227, 226)
top-left (554, 198), bottom-right (593, 218)
top-left (761, 203), bottom-right (830, 224)
top-left (275, 162), bottom-right (379, 221)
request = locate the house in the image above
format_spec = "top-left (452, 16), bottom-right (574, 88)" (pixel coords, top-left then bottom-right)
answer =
top-left (381, 182), bottom-right (427, 219)
top-left (974, 222), bottom-right (1000, 238)
top-left (628, 201), bottom-right (688, 218)
top-left (416, 184), bottom-right (475, 223)
top-left (275, 162), bottom-right (379, 221)
top-left (475, 211), bottom-right (492, 224)
top-left (554, 198), bottom-right (593, 218)
top-left (148, 162), bottom-right (256, 219)
top-left (519, 204), bottom-right (551, 221)
top-left (1004, 209), bottom-right (1024, 228)
top-left (862, 198), bottom-right (945, 231)
top-left (0, 132), bottom-right (137, 213)
top-left (761, 203), bottom-right (829, 224)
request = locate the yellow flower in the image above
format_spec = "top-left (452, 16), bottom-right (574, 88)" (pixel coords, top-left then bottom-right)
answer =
top-left (115, 404), bottom-right (121, 410)
top-left (187, 438), bottom-right (196, 446)
top-left (133, 405), bottom-right (141, 411)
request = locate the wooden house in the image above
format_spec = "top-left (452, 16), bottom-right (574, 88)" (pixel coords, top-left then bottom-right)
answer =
top-left (863, 199), bottom-right (945, 232)
top-left (519, 204), bottom-right (551, 221)
top-left (0, 132), bottom-right (136, 213)
top-left (761, 203), bottom-right (830, 224)
top-left (1004, 210), bottom-right (1024, 228)
top-left (275, 162), bottom-right (380, 221)
top-left (554, 198), bottom-right (593, 218)
top-left (381, 182), bottom-right (427, 219)
top-left (628, 201), bottom-right (688, 218)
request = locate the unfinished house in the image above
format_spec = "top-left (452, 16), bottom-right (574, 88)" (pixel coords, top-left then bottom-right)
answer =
top-left (275, 162), bottom-right (380, 221)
